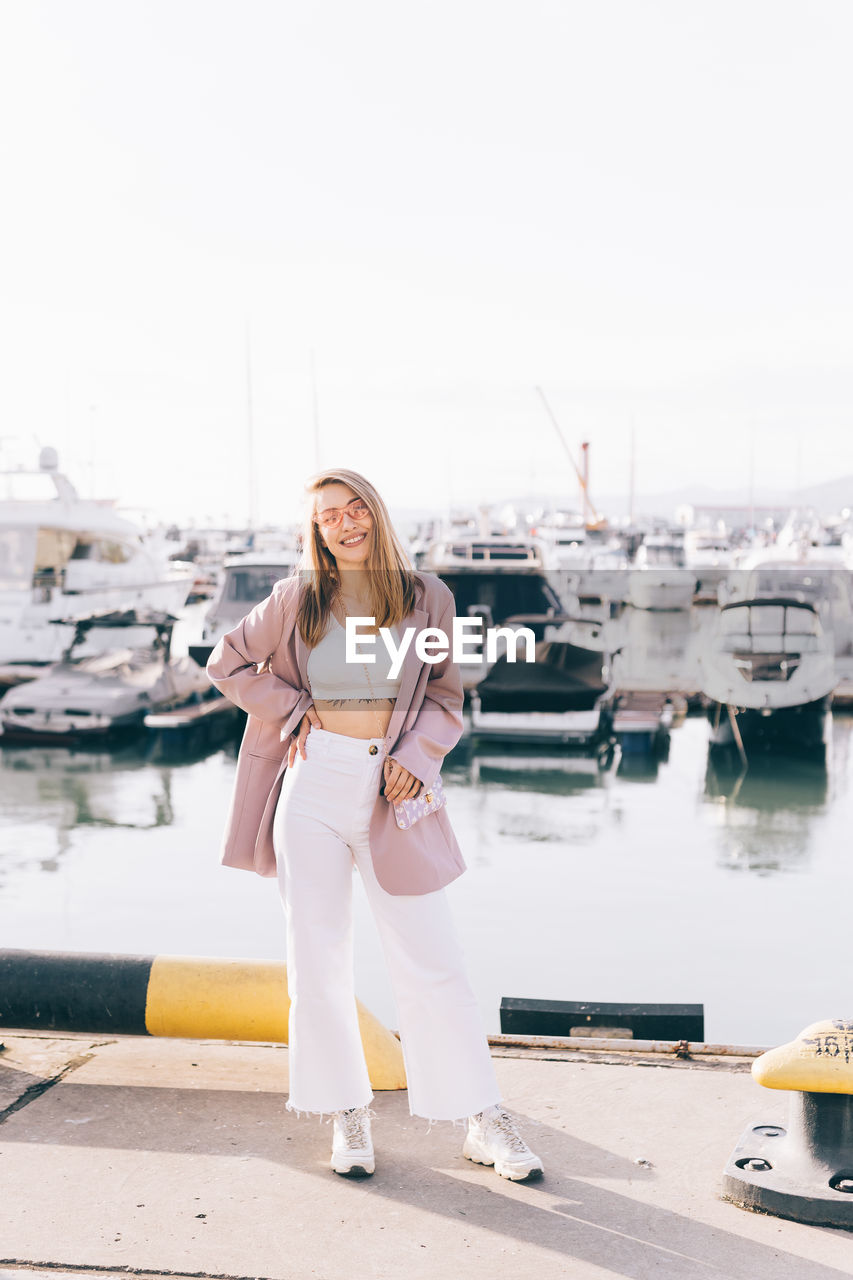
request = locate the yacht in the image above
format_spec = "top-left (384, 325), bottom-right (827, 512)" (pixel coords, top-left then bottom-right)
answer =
top-left (698, 598), bottom-right (837, 753)
top-left (684, 529), bottom-right (735, 604)
top-left (718, 544), bottom-right (853, 658)
top-left (628, 534), bottom-right (696, 611)
top-left (189, 548), bottom-right (301, 667)
top-left (531, 511), bottom-right (629, 607)
top-left (0, 448), bottom-right (193, 668)
top-left (0, 610), bottom-right (211, 741)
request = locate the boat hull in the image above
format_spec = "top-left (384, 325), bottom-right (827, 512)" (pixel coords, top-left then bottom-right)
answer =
top-left (706, 695), bottom-right (831, 753)
top-left (627, 571), bottom-right (696, 611)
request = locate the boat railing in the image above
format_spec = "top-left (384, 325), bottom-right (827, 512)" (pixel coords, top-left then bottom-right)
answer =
top-left (425, 539), bottom-right (548, 568)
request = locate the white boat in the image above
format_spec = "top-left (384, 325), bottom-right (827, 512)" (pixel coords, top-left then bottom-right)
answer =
top-left (698, 598), bottom-right (837, 753)
top-left (684, 529), bottom-right (735, 603)
top-left (609, 606), bottom-right (702, 700)
top-left (532, 511), bottom-right (629, 607)
top-left (531, 510), bottom-right (587, 580)
top-left (719, 541), bottom-right (853, 655)
top-left (0, 447), bottom-right (194, 666)
top-left (575, 543), bottom-right (631, 607)
top-left (0, 611), bottom-right (210, 741)
top-left (190, 549), bottom-right (301, 666)
top-left (628, 534), bottom-right (696, 611)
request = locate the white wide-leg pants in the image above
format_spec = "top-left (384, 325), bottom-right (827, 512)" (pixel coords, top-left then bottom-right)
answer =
top-left (272, 726), bottom-right (502, 1121)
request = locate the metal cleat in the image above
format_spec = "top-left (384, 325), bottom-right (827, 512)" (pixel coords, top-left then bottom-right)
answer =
top-left (722, 1018), bottom-right (853, 1228)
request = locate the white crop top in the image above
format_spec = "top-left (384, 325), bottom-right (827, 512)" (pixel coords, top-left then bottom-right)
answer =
top-left (307, 614), bottom-right (403, 701)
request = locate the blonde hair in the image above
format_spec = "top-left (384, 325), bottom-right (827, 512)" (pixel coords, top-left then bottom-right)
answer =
top-left (296, 467), bottom-right (419, 647)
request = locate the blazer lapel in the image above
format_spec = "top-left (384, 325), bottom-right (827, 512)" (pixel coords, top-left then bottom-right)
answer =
top-left (294, 624), bottom-right (309, 686)
top-left (385, 606), bottom-right (428, 748)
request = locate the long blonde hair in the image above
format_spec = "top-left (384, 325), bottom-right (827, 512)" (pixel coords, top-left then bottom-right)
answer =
top-left (296, 467), bottom-right (419, 648)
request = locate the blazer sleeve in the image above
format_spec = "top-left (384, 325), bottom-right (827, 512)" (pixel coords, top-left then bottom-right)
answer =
top-left (389, 586), bottom-right (464, 788)
top-left (206, 576), bottom-right (307, 723)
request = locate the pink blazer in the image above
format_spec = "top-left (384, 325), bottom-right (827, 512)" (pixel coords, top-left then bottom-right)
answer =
top-left (205, 570), bottom-right (467, 895)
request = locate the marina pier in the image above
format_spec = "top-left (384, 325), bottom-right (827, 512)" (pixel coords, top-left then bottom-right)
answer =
top-left (2, 1027), bottom-right (853, 1279)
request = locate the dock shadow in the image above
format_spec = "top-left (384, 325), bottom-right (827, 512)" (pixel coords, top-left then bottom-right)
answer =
top-left (2, 1079), bottom-right (850, 1279)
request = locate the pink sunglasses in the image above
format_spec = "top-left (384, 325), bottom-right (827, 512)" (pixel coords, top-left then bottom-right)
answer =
top-left (314, 497), bottom-right (371, 529)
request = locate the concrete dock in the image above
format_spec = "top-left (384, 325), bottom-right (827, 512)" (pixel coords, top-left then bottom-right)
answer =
top-left (1, 1029), bottom-right (852, 1280)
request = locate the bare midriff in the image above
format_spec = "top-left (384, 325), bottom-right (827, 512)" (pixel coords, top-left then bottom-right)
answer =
top-left (311, 696), bottom-right (395, 739)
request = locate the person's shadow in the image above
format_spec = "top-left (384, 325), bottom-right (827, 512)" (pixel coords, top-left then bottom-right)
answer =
top-left (6, 1065), bottom-right (852, 1280)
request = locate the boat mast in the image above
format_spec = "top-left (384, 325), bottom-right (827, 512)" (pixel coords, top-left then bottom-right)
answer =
top-left (310, 348), bottom-right (321, 471)
top-left (245, 319), bottom-right (257, 534)
top-left (748, 425), bottom-right (755, 535)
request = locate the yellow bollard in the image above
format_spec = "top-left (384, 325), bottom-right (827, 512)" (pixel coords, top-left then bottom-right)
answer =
top-left (145, 954), bottom-right (407, 1090)
top-left (723, 1018), bottom-right (853, 1227)
top-left (752, 1019), bottom-right (853, 1094)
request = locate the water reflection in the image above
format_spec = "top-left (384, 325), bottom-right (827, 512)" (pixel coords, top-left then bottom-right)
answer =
top-left (615, 748), bottom-right (668, 782)
top-left (0, 732), bottom-right (238, 874)
top-left (703, 749), bottom-right (829, 874)
top-left (453, 741), bottom-right (616, 796)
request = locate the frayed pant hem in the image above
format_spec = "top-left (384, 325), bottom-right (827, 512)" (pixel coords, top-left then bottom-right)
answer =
top-left (413, 1096), bottom-right (504, 1131)
top-left (286, 1097), bottom-right (375, 1123)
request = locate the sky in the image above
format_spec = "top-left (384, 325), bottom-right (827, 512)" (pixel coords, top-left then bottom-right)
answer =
top-left (1, 0), bottom-right (852, 528)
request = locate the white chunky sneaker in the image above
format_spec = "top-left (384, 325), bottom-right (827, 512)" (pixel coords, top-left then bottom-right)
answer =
top-left (330, 1106), bottom-right (375, 1177)
top-left (463, 1105), bottom-right (544, 1181)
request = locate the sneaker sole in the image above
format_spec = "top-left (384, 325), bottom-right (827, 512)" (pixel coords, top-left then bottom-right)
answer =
top-left (463, 1138), bottom-right (544, 1182)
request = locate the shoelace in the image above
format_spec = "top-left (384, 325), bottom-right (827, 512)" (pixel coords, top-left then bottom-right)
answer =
top-left (484, 1109), bottom-right (530, 1154)
top-left (337, 1107), bottom-right (371, 1148)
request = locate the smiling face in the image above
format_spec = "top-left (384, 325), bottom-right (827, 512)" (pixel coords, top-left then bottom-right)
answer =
top-left (314, 481), bottom-right (373, 569)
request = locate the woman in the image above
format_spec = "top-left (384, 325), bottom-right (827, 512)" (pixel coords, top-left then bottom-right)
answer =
top-left (206, 468), bottom-right (543, 1182)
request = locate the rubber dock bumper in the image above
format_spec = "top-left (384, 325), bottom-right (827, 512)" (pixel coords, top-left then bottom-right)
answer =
top-left (0, 948), bottom-right (406, 1089)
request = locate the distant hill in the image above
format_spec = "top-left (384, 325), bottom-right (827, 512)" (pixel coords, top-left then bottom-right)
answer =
top-left (391, 475), bottom-right (853, 527)
top-left (595, 475), bottom-right (853, 519)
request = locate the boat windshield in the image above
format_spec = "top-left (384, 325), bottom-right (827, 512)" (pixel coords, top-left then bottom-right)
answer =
top-left (720, 604), bottom-right (821, 653)
top-left (223, 565), bottom-right (289, 603)
top-left (0, 526), bottom-right (138, 591)
top-left (642, 544), bottom-right (686, 567)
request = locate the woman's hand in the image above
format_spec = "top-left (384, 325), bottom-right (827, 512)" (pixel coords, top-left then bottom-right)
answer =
top-left (288, 705), bottom-right (323, 766)
top-left (382, 757), bottom-right (421, 804)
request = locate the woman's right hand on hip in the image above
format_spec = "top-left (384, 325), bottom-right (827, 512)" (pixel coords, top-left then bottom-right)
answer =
top-left (288, 704), bottom-right (322, 766)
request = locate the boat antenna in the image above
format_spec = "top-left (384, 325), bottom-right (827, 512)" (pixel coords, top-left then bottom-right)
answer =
top-left (535, 386), bottom-right (602, 527)
top-left (245, 318), bottom-right (257, 533)
top-left (748, 424), bottom-right (755, 535)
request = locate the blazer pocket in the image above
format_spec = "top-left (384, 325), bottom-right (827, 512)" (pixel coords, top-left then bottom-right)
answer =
top-left (229, 753), bottom-right (281, 848)
top-left (250, 719), bottom-right (288, 760)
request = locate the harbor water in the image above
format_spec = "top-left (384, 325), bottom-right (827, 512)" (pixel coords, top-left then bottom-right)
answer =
top-left (2, 653), bottom-right (852, 1049)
